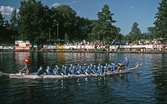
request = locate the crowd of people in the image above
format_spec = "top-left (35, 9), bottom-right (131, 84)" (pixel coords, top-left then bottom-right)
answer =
top-left (36, 57), bottom-right (129, 76)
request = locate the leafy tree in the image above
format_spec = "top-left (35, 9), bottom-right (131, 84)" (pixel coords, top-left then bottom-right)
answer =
top-left (154, 0), bottom-right (167, 38)
top-left (75, 16), bottom-right (92, 41)
top-left (146, 27), bottom-right (157, 39)
top-left (0, 12), bottom-right (4, 43)
top-left (0, 12), bottom-right (4, 26)
top-left (52, 5), bottom-right (77, 40)
top-left (128, 22), bottom-right (142, 42)
top-left (10, 8), bottom-right (18, 30)
top-left (88, 4), bottom-right (120, 42)
top-left (0, 12), bottom-right (3, 20)
top-left (18, 0), bottom-right (51, 47)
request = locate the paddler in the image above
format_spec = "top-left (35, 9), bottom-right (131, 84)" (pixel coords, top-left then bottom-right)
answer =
top-left (53, 65), bottom-right (59, 75)
top-left (76, 64), bottom-right (83, 74)
top-left (82, 63), bottom-right (87, 71)
top-left (111, 63), bottom-right (117, 71)
top-left (97, 63), bottom-right (102, 74)
top-left (92, 65), bottom-right (97, 73)
top-left (85, 66), bottom-right (91, 74)
top-left (61, 65), bottom-right (67, 75)
top-left (104, 63), bottom-right (109, 72)
top-left (37, 66), bottom-right (45, 76)
top-left (46, 66), bottom-right (52, 75)
top-left (99, 65), bottom-right (104, 74)
top-left (69, 64), bottom-right (75, 75)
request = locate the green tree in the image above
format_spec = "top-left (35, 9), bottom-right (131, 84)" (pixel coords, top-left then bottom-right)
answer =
top-left (88, 4), bottom-right (120, 42)
top-left (128, 22), bottom-right (142, 42)
top-left (0, 12), bottom-right (3, 20)
top-left (74, 17), bottom-right (92, 41)
top-left (147, 27), bottom-right (156, 39)
top-left (154, 0), bottom-right (167, 38)
top-left (10, 8), bottom-right (18, 30)
top-left (52, 5), bottom-right (77, 40)
top-left (18, 0), bottom-right (51, 47)
top-left (0, 12), bottom-right (5, 43)
top-left (0, 12), bottom-right (4, 26)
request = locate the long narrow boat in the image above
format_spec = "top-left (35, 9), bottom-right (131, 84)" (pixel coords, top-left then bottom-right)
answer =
top-left (8, 63), bottom-right (143, 79)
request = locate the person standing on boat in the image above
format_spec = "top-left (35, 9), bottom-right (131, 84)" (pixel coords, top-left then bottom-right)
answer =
top-left (23, 56), bottom-right (30, 75)
top-left (124, 57), bottom-right (129, 68)
top-left (46, 66), bottom-right (52, 75)
top-left (37, 66), bottom-right (45, 76)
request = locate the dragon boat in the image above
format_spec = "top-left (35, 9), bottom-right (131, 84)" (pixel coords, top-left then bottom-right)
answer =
top-left (8, 63), bottom-right (143, 79)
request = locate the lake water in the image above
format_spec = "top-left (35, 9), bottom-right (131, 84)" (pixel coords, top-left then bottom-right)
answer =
top-left (0, 52), bottom-right (167, 104)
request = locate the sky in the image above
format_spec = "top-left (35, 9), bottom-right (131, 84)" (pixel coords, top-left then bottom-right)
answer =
top-left (0, 0), bottom-right (162, 35)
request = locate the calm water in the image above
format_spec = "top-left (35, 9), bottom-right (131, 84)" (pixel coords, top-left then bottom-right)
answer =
top-left (0, 52), bottom-right (167, 104)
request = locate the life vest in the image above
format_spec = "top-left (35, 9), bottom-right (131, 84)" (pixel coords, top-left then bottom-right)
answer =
top-left (24, 58), bottom-right (30, 65)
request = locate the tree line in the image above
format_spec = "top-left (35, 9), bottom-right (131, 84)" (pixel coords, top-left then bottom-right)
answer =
top-left (0, 0), bottom-right (167, 46)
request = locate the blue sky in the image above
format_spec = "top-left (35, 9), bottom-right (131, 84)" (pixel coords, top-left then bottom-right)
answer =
top-left (0, 0), bottom-right (161, 35)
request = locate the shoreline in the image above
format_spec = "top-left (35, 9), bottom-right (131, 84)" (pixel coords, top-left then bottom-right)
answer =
top-left (0, 49), bottom-right (167, 54)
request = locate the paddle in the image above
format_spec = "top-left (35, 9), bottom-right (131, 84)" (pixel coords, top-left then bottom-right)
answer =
top-left (34, 72), bottom-right (46, 79)
top-left (52, 69), bottom-right (63, 76)
top-left (82, 68), bottom-right (88, 75)
top-left (103, 68), bottom-right (106, 76)
top-left (67, 70), bottom-right (72, 76)
top-left (59, 70), bottom-right (64, 76)
top-left (53, 69), bottom-right (57, 75)
top-left (57, 66), bottom-right (64, 76)
top-left (136, 63), bottom-right (143, 69)
top-left (39, 73), bottom-right (46, 79)
top-left (76, 70), bottom-right (80, 74)
top-left (90, 69), bottom-right (97, 76)
top-left (97, 67), bottom-right (102, 76)
top-left (19, 67), bottom-right (25, 74)
top-left (68, 73), bottom-right (71, 76)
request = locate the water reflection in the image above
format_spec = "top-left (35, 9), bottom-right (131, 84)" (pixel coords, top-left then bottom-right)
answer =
top-left (0, 52), bottom-right (167, 103)
top-left (150, 54), bottom-right (167, 103)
